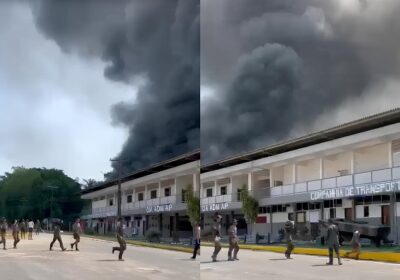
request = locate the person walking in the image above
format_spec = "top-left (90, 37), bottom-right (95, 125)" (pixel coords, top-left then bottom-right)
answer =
top-left (35, 220), bottom-right (41, 235)
top-left (0, 217), bottom-right (7, 250)
top-left (211, 214), bottom-right (222, 262)
top-left (12, 220), bottom-right (20, 249)
top-left (284, 219), bottom-right (295, 259)
top-left (191, 223), bottom-right (201, 260)
top-left (20, 219), bottom-right (26, 240)
top-left (28, 219), bottom-right (34, 240)
top-left (345, 230), bottom-right (361, 260)
top-left (70, 218), bottom-right (82, 251)
top-left (325, 219), bottom-right (342, 265)
top-left (227, 219), bottom-right (239, 261)
top-left (112, 218), bottom-right (126, 261)
top-left (49, 220), bottom-right (66, 251)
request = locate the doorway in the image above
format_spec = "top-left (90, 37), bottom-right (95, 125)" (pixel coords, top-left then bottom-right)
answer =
top-left (345, 208), bottom-right (353, 220)
top-left (381, 205), bottom-right (390, 225)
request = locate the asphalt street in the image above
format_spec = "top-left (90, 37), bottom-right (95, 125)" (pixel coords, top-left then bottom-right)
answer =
top-left (0, 233), bottom-right (199, 280)
top-left (200, 245), bottom-right (400, 280)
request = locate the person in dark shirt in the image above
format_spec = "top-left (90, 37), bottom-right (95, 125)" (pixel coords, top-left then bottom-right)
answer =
top-left (112, 218), bottom-right (126, 261)
top-left (325, 219), bottom-right (342, 265)
top-left (49, 220), bottom-right (66, 251)
top-left (0, 217), bottom-right (7, 250)
top-left (227, 219), bottom-right (239, 261)
top-left (284, 220), bottom-right (295, 259)
top-left (12, 220), bottom-right (20, 249)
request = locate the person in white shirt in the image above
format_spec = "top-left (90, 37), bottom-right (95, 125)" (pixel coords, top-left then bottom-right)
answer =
top-left (191, 223), bottom-right (201, 259)
top-left (28, 219), bottom-right (34, 240)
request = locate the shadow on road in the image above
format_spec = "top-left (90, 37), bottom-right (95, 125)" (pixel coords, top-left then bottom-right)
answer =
top-left (269, 258), bottom-right (290, 261)
top-left (95, 260), bottom-right (121, 262)
top-left (200, 260), bottom-right (229, 264)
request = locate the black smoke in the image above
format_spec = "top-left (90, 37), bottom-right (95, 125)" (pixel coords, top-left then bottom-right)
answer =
top-left (201, 0), bottom-right (400, 163)
top-left (31, 0), bottom-right (199, 177)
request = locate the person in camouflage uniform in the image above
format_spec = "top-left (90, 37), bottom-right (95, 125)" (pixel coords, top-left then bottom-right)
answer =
top-left (284, 220), bottom-right (295, 259)
top-left (0, 217), bottom-right (7, 250)
top-left (112, 218), bottom-right (126, 261)
top-left (211, 214), bottom-right (222, 262)
top-left (325, 219), bottom-right (342, 265)
top-left (12, 220), bottom-right (20, 249)
top-left (227, 219), bottom-right (239, 261)
top-left (49, 220), bottom-right (66, 251)
top-left (70, 218), bottom-right (82, 251)
top-left (345, 230), bottom-right (361, 260)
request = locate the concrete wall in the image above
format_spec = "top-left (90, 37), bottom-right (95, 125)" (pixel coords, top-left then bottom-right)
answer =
top-left (297, 159), bottom-right (320, 182)
top-left (283, 164), bottom-right (295, 185)
top-left (324, 152), bottom-right (352, 178)
top-left (354, 143), bottom-right (389, 173)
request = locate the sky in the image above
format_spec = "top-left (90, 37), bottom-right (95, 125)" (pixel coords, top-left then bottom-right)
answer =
top-left (201, 0), bottom-right (400, 164)
top-left (0, 0), bottom-right (199, 181)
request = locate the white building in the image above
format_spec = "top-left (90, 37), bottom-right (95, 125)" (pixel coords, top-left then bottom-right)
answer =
top-left (81, 150), bottom-right (200, 239)
top-left (200, 109), bottom-right (400, 243)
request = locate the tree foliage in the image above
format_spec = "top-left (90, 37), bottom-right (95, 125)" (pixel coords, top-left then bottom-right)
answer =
top-left (0, 167), bottom-right (83, 224)
top-left (185, 184), bottom-right (200, 226)
top-left (240, 184), bottom-right (259, 226)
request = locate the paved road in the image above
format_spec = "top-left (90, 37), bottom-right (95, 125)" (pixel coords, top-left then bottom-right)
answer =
top-left (0, 233), bottom-right (199, 280)
top-left (200, 246), bottom-right (400, 280)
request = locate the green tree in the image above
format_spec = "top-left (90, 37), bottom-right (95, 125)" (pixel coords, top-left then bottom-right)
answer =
top-left (240, 184), bottom-right (259, 235)
top-left (185, 184), bottom-right (200, 226)
top-left (0, 167), bottom-right (83, 227)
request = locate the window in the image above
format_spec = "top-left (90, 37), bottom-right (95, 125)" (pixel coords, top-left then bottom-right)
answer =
top-left (138, 193), bottom-right (144, 201)
top-left (164, 188), bottom-right (171, 197)
top-left (274, 180), bottom-right (283, 187)
top-left (206, 188), bottom-right (213, 198)
top-left (150, 190), bottom-right (157, 199)
top-left (127, 195), bottom-right (132, 203)
top-left (182, 189), bottom-right (187, 203)
top-left (259, 207), bottom-right (267, 214)
top-left (364, 206), bottom-right (369, 217)
top-left (237, 189), bottom-right (242, 201)
top-left (109, 199), bottom-right (114, 206)
top-left (220, 186), bottom-right (227, 195)
top-left (329, 208), bottom-right (336, 219)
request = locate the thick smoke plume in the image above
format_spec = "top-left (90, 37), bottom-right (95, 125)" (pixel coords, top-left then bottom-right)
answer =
top-left (31, 0), bottom-right (199, 177)
top-left (202, 0), bottom-right (400, 163)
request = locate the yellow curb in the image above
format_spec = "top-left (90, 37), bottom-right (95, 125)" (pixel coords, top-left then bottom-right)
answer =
top-left (202, 242), bottom-right (400, 263)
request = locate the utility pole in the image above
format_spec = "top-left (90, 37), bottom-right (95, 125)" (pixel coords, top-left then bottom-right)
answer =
top-left (110, 158), bottom-right (127, 220)
top-left (47, 186), bottom-right (59, 230)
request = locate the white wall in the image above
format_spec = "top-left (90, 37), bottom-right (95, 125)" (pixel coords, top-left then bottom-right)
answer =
top-left (283, 164), bottom-right (295, 185)
top-left (354, 143), bottom-right (389, 173)
top-left (323, 152), bottom-right (352, 178)
top-left (297, 159), bottom-right (319, 182)
top-left (272, 212), bottom-right (288, 223)
top-left (231, 175), bottom-right (247, 195)
top-left (355, 204), bottom-right (383, 218)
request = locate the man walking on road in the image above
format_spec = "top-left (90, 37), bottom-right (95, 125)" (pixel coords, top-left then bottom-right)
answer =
top-left (345, 230), bottom-right (361, 260)
top-left (20, 219), bottom-right (26, 240)
top-left (284, 219), bottom-right (295, 259)
top-left (71, 218), bottom-right (82, 251)
top-left (49, 220), bottom-right (66, 251)
top-left (112, 218), bottom-right (126, 261)
top-left (227, 219), bottom-right (239, 261)
top-left (191, 223), bottom-right (201, 259)
top-left (35, 220), bottom-right (41, 235)
top-left (12, 220), bottom-right (20, 249)
top-left (211, 213), bottom-right (222, 262)
top-left (0, 217), bottom-right (7, 250)
top-left (325, 219), bottom-right (342, 265)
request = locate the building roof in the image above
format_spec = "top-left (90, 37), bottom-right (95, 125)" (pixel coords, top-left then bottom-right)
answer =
top-left (201, 108), bottom-right (400, 173)
top-left (81, 149), bottom-right (200, 194)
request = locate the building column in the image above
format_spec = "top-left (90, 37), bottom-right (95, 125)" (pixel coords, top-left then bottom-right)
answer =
top-left (319, 158), bottom-right (324, 180)
top-left (389, 141), bottom-right (393, 168)
top-left (248, 172), bottom-right (253, 191)
top-left (144, 185), bottom-right (148, 200)
top-left (193, 173), bottom-right (199, 193)
top-left (270, 168), bottom-right (274, 188)
top-left (173, 177), bottom-right (177, 197)
top-left (158, 182), bottom-right (162, 200)
top-left (293, 164), bottom-right (297, 184)
top-left (350, 152), bottom-right (355, 174)
top-left (214, 180), bottom-right (217, 197)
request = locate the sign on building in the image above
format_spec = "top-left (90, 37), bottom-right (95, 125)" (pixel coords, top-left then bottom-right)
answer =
top-left (201, 202), bottom-right (229, 212)
top-left (146, 203), bottom-right (173, 213)
top-left (310, 180), bottom-right (400, 201)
